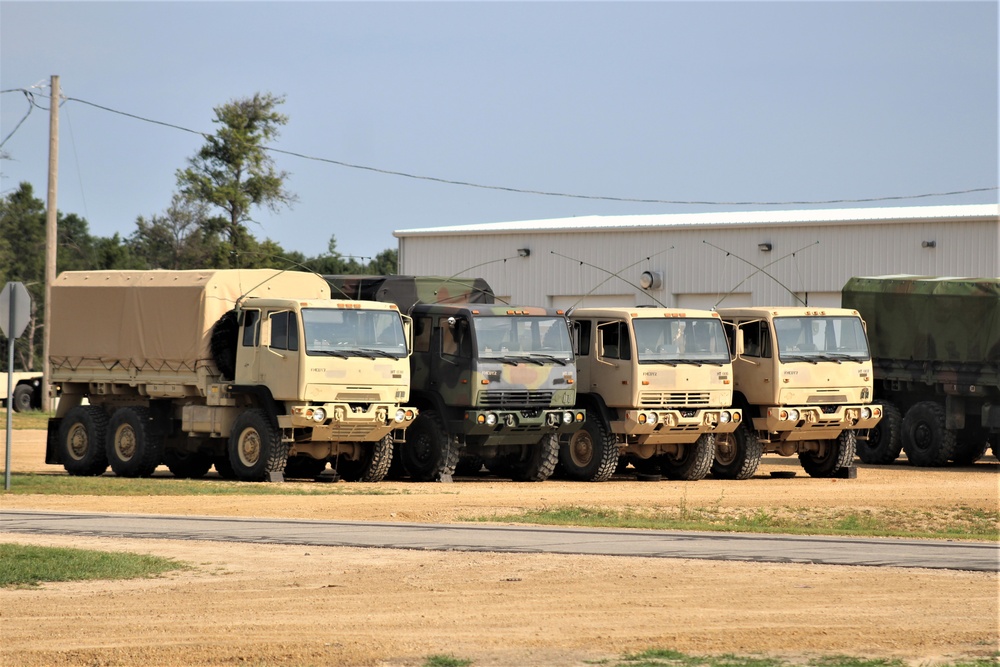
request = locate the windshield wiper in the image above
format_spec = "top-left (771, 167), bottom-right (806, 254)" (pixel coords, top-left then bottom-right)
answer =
top-left (311, 349), bottom-right (350, 358)
top-left (357, 347), bottom-right (401, 359)
top-left (527, 354), bottom-right (569, 366)
top-left (506, 355), bottom-right (545, 366)
top-left (782, 355), bottom-right (819, 364)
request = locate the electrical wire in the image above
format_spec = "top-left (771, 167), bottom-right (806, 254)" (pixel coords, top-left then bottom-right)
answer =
top-left (4, 89), bottom-right (998, 206)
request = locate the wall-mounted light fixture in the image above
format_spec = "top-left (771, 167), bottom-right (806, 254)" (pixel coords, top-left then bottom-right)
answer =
top-left (758, 243), bottom-right (773, 252)
top-left (517, 248), bottom-right (530, 257)
top-left (639, 271), bottom-right (662, 290)
top-left (921, 240), bottom-right (936, 248)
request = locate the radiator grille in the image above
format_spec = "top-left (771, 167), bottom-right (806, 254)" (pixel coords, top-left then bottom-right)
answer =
top-left (479, 391), bottom-right (553, 408)
top-left (639, 391), bottom-right (711, 407)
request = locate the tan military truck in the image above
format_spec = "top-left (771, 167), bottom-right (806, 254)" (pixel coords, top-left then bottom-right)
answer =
top-left (716, 306), bottom-right (881, 478)
top-left (44, 269), bottom-right (416, 482)
top-left (564, 307), bottom-right (741, 481)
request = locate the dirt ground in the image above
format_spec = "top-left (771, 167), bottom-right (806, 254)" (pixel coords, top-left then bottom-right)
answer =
top-left (2, 430), bottom-right (998, 667)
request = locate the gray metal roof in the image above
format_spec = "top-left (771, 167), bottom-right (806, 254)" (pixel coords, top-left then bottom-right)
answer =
top-left (395, 203), bottom-right (999, 238)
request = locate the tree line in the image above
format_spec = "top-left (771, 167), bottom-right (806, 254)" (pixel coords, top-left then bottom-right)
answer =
top-left (0, 92), bottom-right (396, 372)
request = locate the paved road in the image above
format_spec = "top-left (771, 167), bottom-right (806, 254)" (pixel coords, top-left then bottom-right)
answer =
top-left (2, 509), bottom-right (997, 572)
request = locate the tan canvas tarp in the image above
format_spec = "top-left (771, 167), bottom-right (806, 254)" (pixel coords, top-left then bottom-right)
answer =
top-left (50, 269), bottom-right (329, 376)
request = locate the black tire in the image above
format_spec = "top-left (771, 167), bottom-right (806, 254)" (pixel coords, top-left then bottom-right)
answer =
top-left (901, 401), bottom-right (956, 467)
top-left (284, 456), bottom-right (328, 479)
top-left (710, 424), bottom-right (763, 480)
top-left (12, 384), bottom-right (34, 413)
top-left (857, 400), bottom-right (902, 465)
top-left (214, 455), bottom-right (238, 480)
top-left (163, 449), bottom-right (213, 479)
top-left (106, 407), bottom-right (165, 478)
top-left (952, 427), bottom-right (990, 466)
top-left (57, 405), bottom-right (110, 476)
top-left (558, 419), bottom-right (619, 482)
top-left (510, 433), bottom-right (560, 482)
top-left (799, 430), bottom-right (857, 478)
top-left (400, 410), bottom-right (460, 482)
top-left (337, 434), bottom-right (394, 482)
top-left (210, 310), bottom-right (240, 380)
top-left (228, 409), bottom-right (287, 481)
top-left (661, 433), bottom-right (715, 481)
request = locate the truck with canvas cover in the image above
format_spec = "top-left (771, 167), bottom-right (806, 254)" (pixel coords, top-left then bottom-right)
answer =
top-left (327, 275), bottom-right (585, 482)
top-left (564, 307), bottom-right (741, 481)
top-left (715, 306), bottom-right (881, 478)
top-left (44, 269), bottom-right (416, 482)
top-left (842, 275), bottom-right (1000, 466)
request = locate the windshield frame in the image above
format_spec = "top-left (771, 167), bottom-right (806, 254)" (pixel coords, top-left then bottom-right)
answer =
top-left (772, 315), bottom-right (871, 363)
top-left (472, 315), bottom-right (574, 361)
top-left (633, 317), bottom-right (732, 365)
top-left (301, 307), bottom-right (408, 359)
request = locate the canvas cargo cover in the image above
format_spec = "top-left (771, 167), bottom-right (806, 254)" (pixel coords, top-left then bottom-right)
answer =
top-left (325, 275), bottom-right (494, 312)
top-left (842, 276), bottom-right (1000, 363)
top-left (50, 269), bottom-right (329, 374)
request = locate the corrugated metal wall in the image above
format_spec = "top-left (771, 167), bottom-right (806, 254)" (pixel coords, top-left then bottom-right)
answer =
top-left (399, 217), bottom-right (999, 308)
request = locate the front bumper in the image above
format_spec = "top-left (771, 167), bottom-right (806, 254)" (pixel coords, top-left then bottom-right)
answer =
top-left (283, 403), bottom-right (418, 442)
top-left (615, 408), bottom-right (742, 445)
top-left (753, 404), bottom-right (882, 442)
top-left (458, 408), bottom-right (586, 438)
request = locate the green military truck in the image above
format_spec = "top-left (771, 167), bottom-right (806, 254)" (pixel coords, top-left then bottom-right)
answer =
top-left (45, 269), bottom-right (416, 482)
top-left (326, 276), bottom-right (585, 482)
top-left (564, 307), bottom-right (741, 481)
top-left (716, 306), bottom-right (882, 478)
top-left (842, 275), bottom-right (1000, 466)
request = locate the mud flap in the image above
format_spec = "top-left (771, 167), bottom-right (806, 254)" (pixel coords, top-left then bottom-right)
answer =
top-left (45, 418), bottom-right (62, 465)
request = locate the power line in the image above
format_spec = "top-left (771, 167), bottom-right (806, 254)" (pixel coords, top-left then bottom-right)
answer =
top-left (4, 89), bottom-right (998, 206)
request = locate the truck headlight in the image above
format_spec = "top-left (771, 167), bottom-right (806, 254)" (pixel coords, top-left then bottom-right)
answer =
top-left (562, 411), bottom-right (573, 424)
top-left (646, 412), bottom-right (658, 424)
top-left (719, 411), bottom-right (731, 423)
top-left (861, 407), bottom-right (872, 419)
top-left (394, 409), bottom-right (407, 423)
top-left (485, 412), bottom-right (498, 426)
top-left (786, 409), bottom-right (799, 421)
top-left (312, 408), bottom-right (326, 423)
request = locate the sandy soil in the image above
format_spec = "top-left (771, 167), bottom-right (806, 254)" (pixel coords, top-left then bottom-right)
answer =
top-left (2, 430), bottom-right (998, 667)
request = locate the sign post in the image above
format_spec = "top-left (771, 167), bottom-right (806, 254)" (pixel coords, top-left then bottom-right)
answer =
top-left (1, 281), bottom-right (32, 491)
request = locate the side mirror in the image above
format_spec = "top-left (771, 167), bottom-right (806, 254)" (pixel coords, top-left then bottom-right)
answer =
top-left (735, 329), bottom-right (744, 357)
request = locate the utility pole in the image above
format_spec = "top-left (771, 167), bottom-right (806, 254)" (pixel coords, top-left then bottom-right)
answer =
top-left (42, 75), bottom-right (59, 413)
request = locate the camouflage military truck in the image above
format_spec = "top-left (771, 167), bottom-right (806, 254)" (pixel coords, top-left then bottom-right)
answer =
top-left (715, 307), bottom-right (882, 478)
top-left (564, 307), bottom-right (741, 481)
top-left (326, 276), bottom-right (585, 482)
top-left (45, 269), bottom-right (416, 482)
top-left (842, 276), bottom-right (1000, 466)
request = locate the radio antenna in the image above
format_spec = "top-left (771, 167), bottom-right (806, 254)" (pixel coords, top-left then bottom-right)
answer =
top-left (550, 247), bottom-right (674, 311)
top-left (702, 240), bottom-right (819, 307)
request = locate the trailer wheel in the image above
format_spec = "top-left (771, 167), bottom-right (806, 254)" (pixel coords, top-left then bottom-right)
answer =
top-left (901, 401), bottom-right (956, 467)
top-left (558, 418), bottom-right (619, 482)
top-left (58, 406), bottom-right (109, 476)
top-left (400, 410), bottom-right (460, 481)
top-left (661, 433), bottom-right (715, 481)
top-left (106, 407), bottom-right (165, 478)
top-left (710, 424), bottom-right (763, 480)
top-left (857, 400), bottom-right (903, 464)
top-left (229, 409), bottom-right (287, 482)
top-left (12, 384), bottom-right (34, 413)
top-left (799, 430), bottom-right (857, 478)
top-left (338, 434), bottom-right (394, 482)
top-left (164, 450), bottom-right (213, 479)
top-left (952, 427), bottom-right (990, 466)
top-left (510, 433), bottom-right (560, 482)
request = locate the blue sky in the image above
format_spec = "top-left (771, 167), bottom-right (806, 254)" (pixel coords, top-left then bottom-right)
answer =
top-left (1, 1), bottom-right (997, 261)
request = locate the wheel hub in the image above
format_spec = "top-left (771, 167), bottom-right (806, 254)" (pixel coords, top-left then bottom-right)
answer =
top-left (115, 425), bottom-right (137, 461)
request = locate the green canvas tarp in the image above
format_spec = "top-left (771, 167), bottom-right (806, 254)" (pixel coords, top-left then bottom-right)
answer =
top-left (842, 275), bottom-right (1000, 364)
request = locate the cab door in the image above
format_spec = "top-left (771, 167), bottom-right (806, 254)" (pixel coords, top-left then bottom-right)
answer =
top-left (258, 309), bottom-right (301, 401)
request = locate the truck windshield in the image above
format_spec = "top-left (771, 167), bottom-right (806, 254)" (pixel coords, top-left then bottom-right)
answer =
top-left (773, 316), bottom-right (870, 362)
top-left (301, 308), bottom-right (407, 358)
top-left (474, 316), bottom-right (573, 361)
top-left (633, 318), bottom-right (731, 365)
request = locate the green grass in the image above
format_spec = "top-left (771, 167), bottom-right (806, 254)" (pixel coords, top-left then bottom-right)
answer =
top-left (612, 649), bottom-right (998, 667)
top-left (0, 407), bottom-right (52, 430)
top-left (468, 504), bottom-right (1000, 542)
top-left (4, 472), bottom-right (413, 496)
top-left (423, 656), bottom-right (473, 667)
top-left (0, 543), bottom-right (186, 588)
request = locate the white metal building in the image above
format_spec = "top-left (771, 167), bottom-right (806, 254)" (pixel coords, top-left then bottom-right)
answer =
top-left (395, 204), bottom-right (1000, 310)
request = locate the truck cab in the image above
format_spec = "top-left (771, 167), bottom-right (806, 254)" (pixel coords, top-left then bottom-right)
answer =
top-left (717, 306), bottom-right (882, 478)
top-left (567, 307), bottom-right (740, 481)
